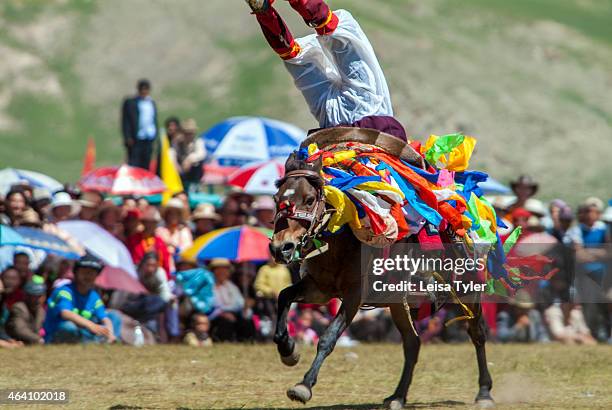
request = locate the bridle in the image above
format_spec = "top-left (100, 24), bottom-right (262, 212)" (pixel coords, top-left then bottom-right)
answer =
top-left (273, 169), bottom-right (333, 262)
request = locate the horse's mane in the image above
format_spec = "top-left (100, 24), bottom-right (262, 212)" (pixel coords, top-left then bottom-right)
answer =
top-left (276, 155), bottom-right (324, 190)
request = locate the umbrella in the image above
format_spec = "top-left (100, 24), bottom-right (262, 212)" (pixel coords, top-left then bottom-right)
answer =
top-left (202, 162), bottom-right (239, 185)
top-left (79, 165), bottom-right (166, 195)
top-left (182, 225), bottom-right (272, 263)
top-left (0, 224), bottom-right (26, 246)
top-left (57, 221), bottom-right (137, 277)
top-left (0, 168), bottom-right (63, 196)
top-left (227, 159), bottom-right (285, 195)
top-left (201, 116), bottom-right (305, 166)
top-left (479, 177), bottom-right (512, 195)
top-left (97, 266), bottom-right (147, 294)
top-left (13, 227), bottom-right (80, 260)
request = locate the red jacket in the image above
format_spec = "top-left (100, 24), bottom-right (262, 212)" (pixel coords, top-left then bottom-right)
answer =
top-left (126, 233), bottom-right (172, 278)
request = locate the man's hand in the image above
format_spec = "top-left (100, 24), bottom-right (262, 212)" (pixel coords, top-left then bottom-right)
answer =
top-left (125, 138), bottom-right (135, 147)
top-left (88, 323), bottom-right (111, 338)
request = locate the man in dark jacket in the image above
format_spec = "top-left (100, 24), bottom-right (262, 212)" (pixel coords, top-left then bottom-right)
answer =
top-left (121, 79), bottom-right (159, 169)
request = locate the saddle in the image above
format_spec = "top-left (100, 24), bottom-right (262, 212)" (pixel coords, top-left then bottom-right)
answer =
top-left (301, 127), bottom-right (426, 170)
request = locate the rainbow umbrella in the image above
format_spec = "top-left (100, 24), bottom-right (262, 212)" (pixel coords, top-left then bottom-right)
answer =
top-left (181, 225), bottom-right (272, 263)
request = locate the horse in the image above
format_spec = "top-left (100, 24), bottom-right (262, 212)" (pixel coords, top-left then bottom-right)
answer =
top-left (269, 127), bottom-right (495, 409)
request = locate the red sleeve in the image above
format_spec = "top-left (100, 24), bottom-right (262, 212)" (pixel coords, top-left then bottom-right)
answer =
top-left (156, 237), bottom-right (172, 279)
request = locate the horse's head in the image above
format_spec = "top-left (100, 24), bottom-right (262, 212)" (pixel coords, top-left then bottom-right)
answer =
top-left (270, 152), bottom-right (325, 264)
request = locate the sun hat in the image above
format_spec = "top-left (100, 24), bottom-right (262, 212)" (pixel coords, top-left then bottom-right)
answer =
top-left (51, 192), bottom-right (81, 215)
top-left (253, 196), bottom-right (275, 211)
top-left (191, 203), bottom-right (220, 221)
top-left (524, 198), bottom-right (547, 217)
top-left (182, 118), bottom-right (198, 134)
top-left (581, 197), bottom-right (604, 213)
top-left (208, 258), bottom-right (233, 271)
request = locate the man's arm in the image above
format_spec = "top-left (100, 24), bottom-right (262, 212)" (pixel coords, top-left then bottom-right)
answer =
top-left (121, 98), bottom-right (135, 146)
top-left (60, 309), bottom-right (109, 338)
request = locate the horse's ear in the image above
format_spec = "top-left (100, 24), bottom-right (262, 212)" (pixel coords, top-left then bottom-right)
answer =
top-left (285, 152), bottom-right (299, 172)
top-left (310, 154), bottom-right (323, 172)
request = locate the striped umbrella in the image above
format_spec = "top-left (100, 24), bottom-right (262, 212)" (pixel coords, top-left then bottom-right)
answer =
top-left (79, 165), bottom-right (166, 195)
top-left (0, 224), bottom-right (26, 246)
top-left (0, 168), bottom-right (63, 196)
top-left (227, 160), bottom-right (285, 195)
top-left (181, 225), bottom-right (272, 263)
top-left (201, 116), bottom-right (305, 166)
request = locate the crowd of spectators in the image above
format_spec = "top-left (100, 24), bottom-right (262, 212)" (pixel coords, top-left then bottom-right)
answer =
top-left (0, 81), bottom-right (610, 348)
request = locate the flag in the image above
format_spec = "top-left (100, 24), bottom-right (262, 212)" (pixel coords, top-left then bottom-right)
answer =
top-left (81, 137), bottom-right (96, 176)
top-left (160, 134), bottom-right (184, 205)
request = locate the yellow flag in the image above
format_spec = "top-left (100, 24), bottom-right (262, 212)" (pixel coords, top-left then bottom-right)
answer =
top-left (160, 134), bottom-right (184, 205)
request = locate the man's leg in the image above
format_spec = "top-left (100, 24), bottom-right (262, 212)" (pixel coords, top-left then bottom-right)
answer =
top-left (50, 321), bottom-right (81, 344)
top-left (287, 0), bottom-right (338, 35)
top-left (246, 0), bottom-right (301, 60)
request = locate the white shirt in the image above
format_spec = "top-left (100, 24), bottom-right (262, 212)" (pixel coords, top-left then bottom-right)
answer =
top-left (137, 97), bottom-right (157, 140)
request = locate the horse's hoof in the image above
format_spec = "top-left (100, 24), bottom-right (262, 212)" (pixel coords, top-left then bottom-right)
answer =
top-left (287, 384), bottom-right (312, 403)
top-left (280, 349), bottom-right (300, 367)
top-left (475, 398), bottom-right (495, 408)
top-left (383, 396), bottom-right (405, 410)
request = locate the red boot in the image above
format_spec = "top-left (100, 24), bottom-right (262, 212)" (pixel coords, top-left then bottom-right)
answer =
top-left (287, 0), bottom-right (339, 35)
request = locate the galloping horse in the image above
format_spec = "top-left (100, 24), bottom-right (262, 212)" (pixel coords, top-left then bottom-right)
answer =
top-left (269, 127), bottom-right (495, 409)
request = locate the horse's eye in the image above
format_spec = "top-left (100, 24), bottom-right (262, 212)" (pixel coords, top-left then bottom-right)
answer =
top-left (305, 196), bottom-right (315, 206)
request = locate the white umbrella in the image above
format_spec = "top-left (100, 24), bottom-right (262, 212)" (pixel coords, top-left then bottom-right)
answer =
top-left (227, 160), bottom-right (285, 195)
top-left (57, 221), bottom-right (137, 277)
top-left (0, 168), bottom-right (63, 196)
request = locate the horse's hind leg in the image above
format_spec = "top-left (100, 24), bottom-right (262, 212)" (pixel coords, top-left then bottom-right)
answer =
top-left (466, 303), bottom-right (495, 408)
top-left (383, 304), bottom-right (421, 410)
top-left (286, 290), bottom-right (361, 404)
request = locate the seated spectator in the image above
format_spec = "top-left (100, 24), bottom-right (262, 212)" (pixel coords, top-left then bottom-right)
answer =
top-left (294, 308), bottom-right (319, 345)
top-left (12, 252), bottom-right (32, 282)
top-left (43, 255), bottom-right (118, 344)
top-left (1, 266), bottom-right (25, 310)
top-left (183, 313), bottom-right (213, 347)
top-left (254, 258), bottom-right (291, 320)
top-left (252, 196), bottom-right (275, 229)
top-left (208, 258), bottom-right (254, 342)
top-left (136, 253), bottom-right (179, 341)
top-left (191, 204), bottom-right (220, 238)
top-left (545, 302), bottom-right (596, 345)
top-left (77, 191), bottom-right (104, 222)
top-left (173, 118), bottom-right (206, 191)
top-left (1, 190), bottom-right (29, 226)
top-left (7, 276), bottom-right (46, 345)
top-left (49, 192), bottom-right (80, 223)
top-left (97, 200), bottom-right (123, 239)
top-left (157, 198), bottom-right (193, 257)
top-left (165, 116), bottom-right (183, 145)
top-left (121, 208), bottom-right (142, 241)
top-left (497, 290), bottom-right (549, 343)
top-left (126, 206), bottom-right (172, 277)
top-left (350, 308), bottom-right (394, 343)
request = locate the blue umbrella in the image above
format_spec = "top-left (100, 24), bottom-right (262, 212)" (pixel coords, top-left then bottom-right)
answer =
top-left (479, 177), bottom-right (512, 195)
top-left (0, 224), bottom-right (26, 246)
top-left (201, 116), bottom-right (306, 166)
top-left (13, 227), bottom-right (80, 260)
top-left (0, 168), bottom-right (63, 196)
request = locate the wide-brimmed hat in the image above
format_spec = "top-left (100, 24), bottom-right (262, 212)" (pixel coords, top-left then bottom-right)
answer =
top-left (510, 175), bottom-right (538, 196)
top-left (182, 118), bottom-right (198, 134)
top-left (51, 192), bottom-right (81, 215)
top-left (581, 197), bottom-right (604, 213)
top-left (524, 198), bottom-right (547, 217)
top-left (253, 196), bottom-right (275, 211)
top-left (510, 289), bottom-right (535, 309)
top-left (78, 191), bottom-right (103, 208)
top-left (191, 203), bottom-right (220, 221)
top-left (162, 198), bottom-right (188, 220)
top-left (208, 257), bottom-right (233, 271)
top-left (32, 188), bottom-right (52, 204)
top-left (140, 206), bottom-right (161, 222)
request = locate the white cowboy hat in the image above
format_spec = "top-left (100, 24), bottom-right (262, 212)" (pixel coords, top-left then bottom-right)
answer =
top-left (51, 192), bottom-right (81, 215)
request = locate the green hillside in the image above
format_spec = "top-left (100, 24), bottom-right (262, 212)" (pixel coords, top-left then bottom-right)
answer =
top-left (1, 0), bottom-right (611, 203)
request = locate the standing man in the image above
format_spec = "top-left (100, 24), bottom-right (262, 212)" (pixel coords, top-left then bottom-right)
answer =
top-left (121, 79), bottom-right (159, 169)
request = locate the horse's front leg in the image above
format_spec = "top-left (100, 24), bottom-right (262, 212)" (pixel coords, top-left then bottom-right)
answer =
top-left (286, 290), bottom-right (361, 404)
top-left (466, 302), bottom-right (495, 408)
top-left (273, 274), bottom-right (322, 366)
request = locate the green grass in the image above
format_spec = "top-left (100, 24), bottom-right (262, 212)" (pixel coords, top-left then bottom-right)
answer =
top-left (0, 343), bottom-right (610, 409)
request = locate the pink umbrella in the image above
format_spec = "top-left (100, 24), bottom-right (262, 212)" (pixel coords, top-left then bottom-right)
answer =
top-left (227, 160), bottom-right (285, 195)
top-left (202, 161), bottom-right (239, 185)
top-left (96, 266), bottom-right (148, 294)
top-left (79, 165), bottom-right (166, 195)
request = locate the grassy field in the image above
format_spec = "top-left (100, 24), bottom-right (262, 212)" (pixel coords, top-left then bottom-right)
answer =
top-left (0, 343), bottom-right (610, 409)
top-left (1, 0), bottom-right (611, 202)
